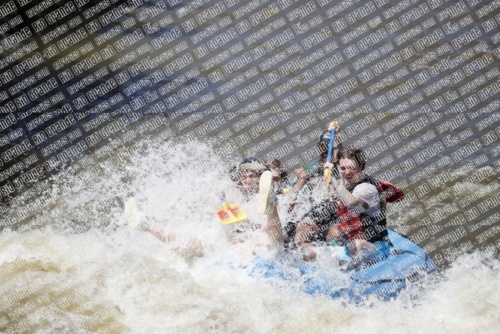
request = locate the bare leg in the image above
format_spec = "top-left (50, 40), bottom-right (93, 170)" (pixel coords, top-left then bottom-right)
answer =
top-left (149, 226), bottom-right (176, 243)
top-left (326, 225), bottom-right (340, 243)
top-left (292, 219), bottom-right (323, 261)
top-left (346, 239), bottom-right (377, 262)
top-left (326, 225), bottom-right (377, 262)
top-left (294, 218), bottom-right (320, 246)
top-left (125, 198), bottom-right (203, 257)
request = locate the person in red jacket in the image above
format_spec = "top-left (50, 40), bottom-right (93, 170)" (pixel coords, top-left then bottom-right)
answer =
top-left (324, 147), bottom-right (393, 261)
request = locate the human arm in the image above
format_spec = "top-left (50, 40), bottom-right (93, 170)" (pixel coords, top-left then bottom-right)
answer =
top-left (324, 162), bottom-right (371, 211)
top-left (333, 180), bottom-right (370, 210)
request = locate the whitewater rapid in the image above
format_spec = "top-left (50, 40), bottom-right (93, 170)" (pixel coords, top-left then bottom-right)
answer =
top-left (0, 140), bottom-right (498, 333)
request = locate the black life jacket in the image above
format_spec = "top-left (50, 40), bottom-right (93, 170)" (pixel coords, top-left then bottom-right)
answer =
top-left (342, 175), bottom-right (404, 243)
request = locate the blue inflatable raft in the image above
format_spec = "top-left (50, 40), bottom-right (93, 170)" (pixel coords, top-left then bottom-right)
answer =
top-left (251, 229), bottom-right (435, 302)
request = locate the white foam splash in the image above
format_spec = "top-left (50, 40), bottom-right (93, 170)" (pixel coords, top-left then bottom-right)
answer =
top-left (0, 140), bottom-right (498, 333)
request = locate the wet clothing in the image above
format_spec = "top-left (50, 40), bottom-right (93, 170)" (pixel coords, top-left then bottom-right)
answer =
top-left (283, 162), bottom-right (341, 246)
top-left (352, 183), bottom-right (381, 217)
top-left (303, 158), bottom-right (323, 179)
top-left (282, 200), bottom-right (337, 248)
top-left (286, 175), bottom-right (391, 246)
top-left (337, 175), bottom-right (390, 243)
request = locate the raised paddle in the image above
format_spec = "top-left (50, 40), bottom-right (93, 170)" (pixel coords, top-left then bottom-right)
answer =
top-left (323, 121), bottom-right (340, 191)
top-left (216, 193), bottom-right (248, 224)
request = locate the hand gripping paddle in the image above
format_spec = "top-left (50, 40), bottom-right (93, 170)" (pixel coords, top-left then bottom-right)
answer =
top-left (323, 121), bottom-right (341, 191)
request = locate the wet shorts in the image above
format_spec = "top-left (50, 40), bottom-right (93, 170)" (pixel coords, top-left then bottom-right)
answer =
top-left (299, 200), bottom-right (339, 240)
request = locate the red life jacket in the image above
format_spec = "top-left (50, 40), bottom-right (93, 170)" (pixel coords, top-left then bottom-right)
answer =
top-left (378, 179), bottom-right (405, 203)
top-left (335, 176), bottom-right (404, 242)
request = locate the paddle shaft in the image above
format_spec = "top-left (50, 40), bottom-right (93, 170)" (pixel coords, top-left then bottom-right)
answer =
top-left (326, 129), bottom-right (336, 164)
top-left (323, 129), bottom-right (337, 191)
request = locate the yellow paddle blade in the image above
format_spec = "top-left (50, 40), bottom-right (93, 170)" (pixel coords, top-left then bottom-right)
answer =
top-left (216, 203), bottom-right (248, 224)
top-left (323, 168), bottom-right (332, 190)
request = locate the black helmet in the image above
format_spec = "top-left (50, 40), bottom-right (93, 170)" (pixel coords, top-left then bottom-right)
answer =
top-left (318, 130), bottom-right (332, 146)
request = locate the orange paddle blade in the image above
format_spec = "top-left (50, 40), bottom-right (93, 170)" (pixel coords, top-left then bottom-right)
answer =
top-left (216, 203), bottom-right (247, 224)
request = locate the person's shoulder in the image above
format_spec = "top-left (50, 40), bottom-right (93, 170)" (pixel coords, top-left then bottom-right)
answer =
top-left (353, 182), bottom-right (378, 194)
top-left (352, 182), bottom-right (379, 207)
